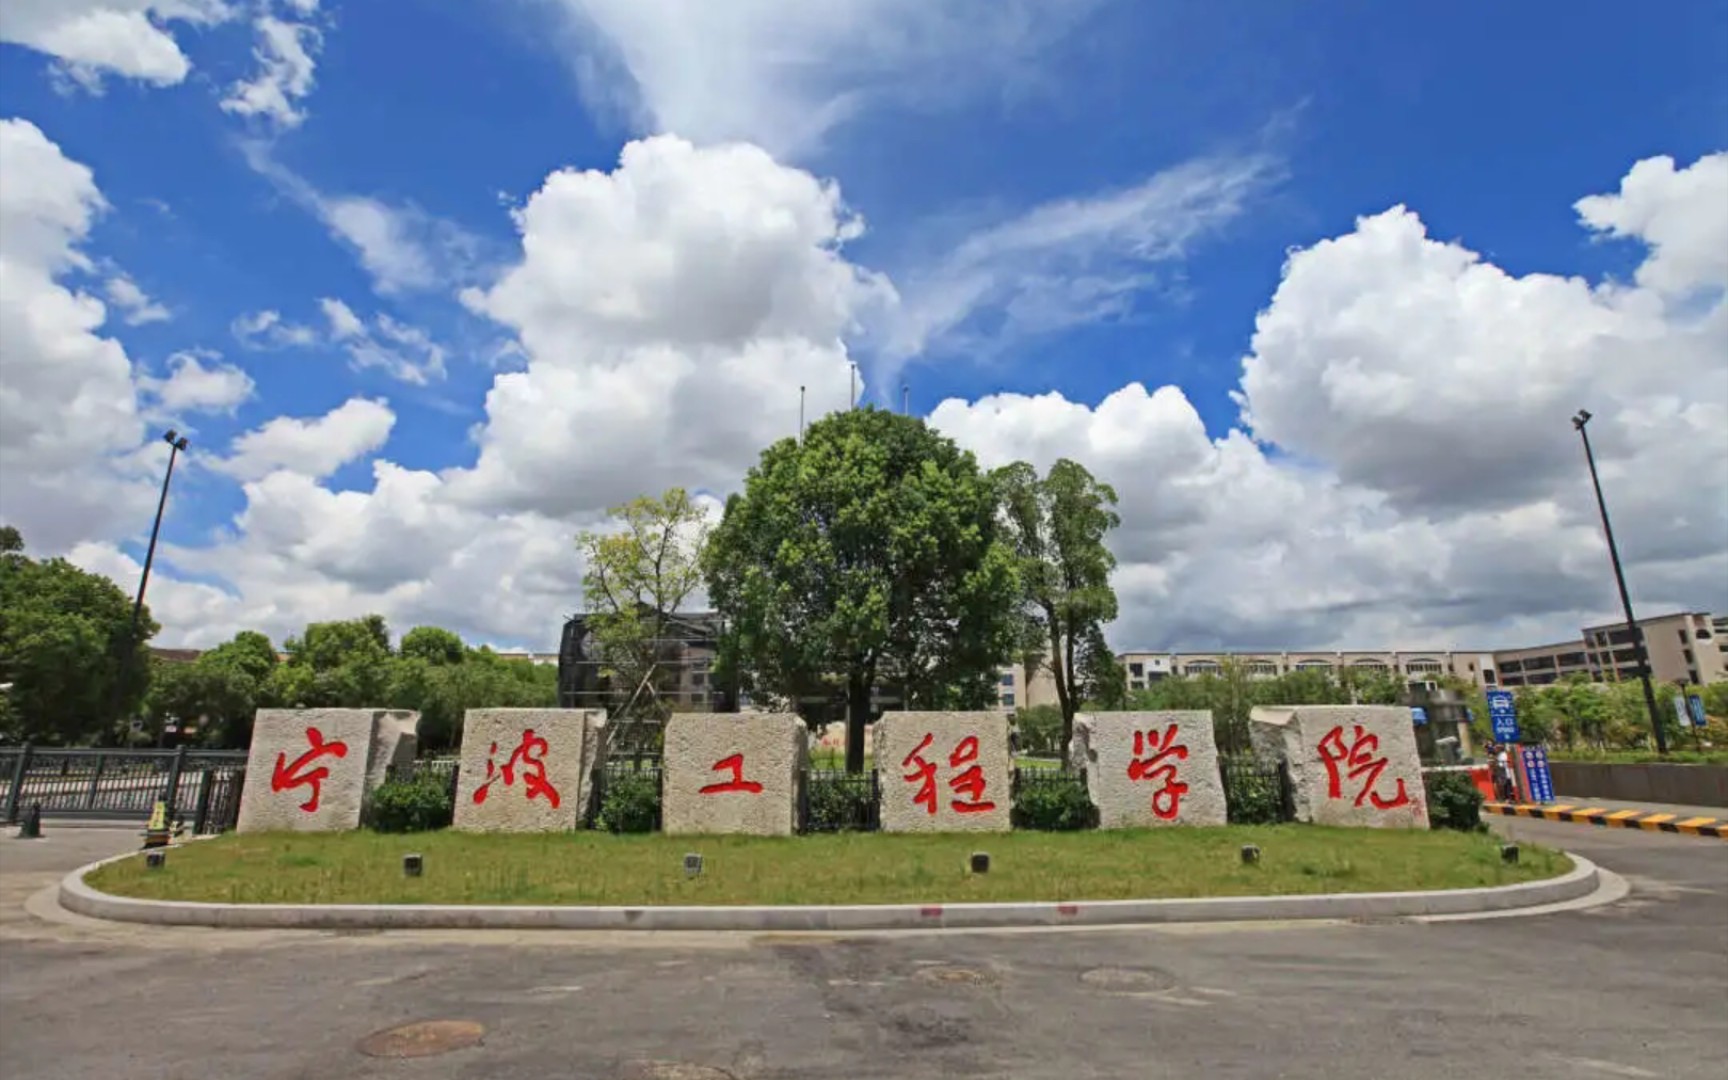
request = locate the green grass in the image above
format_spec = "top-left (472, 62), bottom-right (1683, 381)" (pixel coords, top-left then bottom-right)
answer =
top-left (89, 827), bottom-right (1567, 907)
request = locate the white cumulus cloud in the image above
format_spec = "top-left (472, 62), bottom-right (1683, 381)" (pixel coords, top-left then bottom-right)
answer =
top-left (140, 350), bottom-right (255, 416)
top-left (0, 1), bottom-right (231, 90)
top-left (212, 397), bottom-right (396, 482)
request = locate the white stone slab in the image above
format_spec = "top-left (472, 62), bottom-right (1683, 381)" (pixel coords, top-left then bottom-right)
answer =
top-left (1249, 705), bottom-right (1429, 829)
top-left (662, 713), bottom-right (807, 836)
top-left (453, 709), bottom-right (604, 832)
top-left (1070, 711), bottom-right (1225, 828)
top-left (875, 712), bottom-right (1011, 833)
top-left (237, 709), bottom-right (418, 833)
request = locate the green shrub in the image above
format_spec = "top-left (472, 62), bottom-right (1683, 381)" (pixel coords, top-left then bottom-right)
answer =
top-left (1011, 772), bottom-right (1096, 831)
top-left (805, 774), bottom-right (876, 831)
top-left (367, 778), bottom-right (453, 833)
top-left (1423, 770), bottom-right (1484, 832)
top-left (596, 770), bottom-right (660, 833)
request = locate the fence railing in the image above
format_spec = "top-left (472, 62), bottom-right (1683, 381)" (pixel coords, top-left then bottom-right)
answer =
top-left (0, 744), bottom-right (249, 833)
top-left (591, 757), bottom-right (664, 832)
top-left (801, 769), bottom-right (880, 832)
top-left (1219, 755), bottom-right (1296, 824)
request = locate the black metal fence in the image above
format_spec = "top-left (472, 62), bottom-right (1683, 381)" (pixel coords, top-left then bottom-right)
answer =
top-left (591, 757), bottom-right (663, 832)
top-left (1219, 755), bottom-right (1296, 824)
top-left (800, 769), bottom-right (880, 832)
top-left (0, 745), bottom-right (249, 834)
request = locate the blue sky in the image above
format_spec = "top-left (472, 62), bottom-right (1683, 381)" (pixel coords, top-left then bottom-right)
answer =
top-left (2, 1), bottom-right (1724, 651)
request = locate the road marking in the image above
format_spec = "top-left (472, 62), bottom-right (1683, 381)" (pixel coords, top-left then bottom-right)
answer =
top-left (1554, 1056), bottom-right (1659, 1078)
top-left (1636, 813), bottom-right (1675, 826)
top-left (1604, 809), bottom-right (1642, 821)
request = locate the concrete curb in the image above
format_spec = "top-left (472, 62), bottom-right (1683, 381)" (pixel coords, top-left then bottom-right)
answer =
top-left (58, 850), bottom-right (1600, 932)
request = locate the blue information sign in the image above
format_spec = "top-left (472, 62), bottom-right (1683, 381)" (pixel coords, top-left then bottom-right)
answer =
top-left (1486, 689), bottom-right (1520, 743)
top-left (1410, 706), bottom-right (1428, 726)
top-left (1687, 694), bottom-right (1706, 728)
top-left (1521, 745), bottom-right (1554, 803)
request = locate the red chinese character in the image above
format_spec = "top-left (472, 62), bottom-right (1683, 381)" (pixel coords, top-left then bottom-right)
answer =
top-left (270, 726), bottom-right (349, 813)
top-left (902, 733), bottom-right (996, 815)
top-left (947, 735), bottom-right (996, 814)
top-left (1126, 724), bottom-right (1190, 820)
top-left (1317, 724), bottom-right (1410, 809)
top-left (473, 728), bottom-right (562, 809)
top-left (699, 753), bottom-right (764, 795)
top-left (902, 733), bottom-right (940, 815)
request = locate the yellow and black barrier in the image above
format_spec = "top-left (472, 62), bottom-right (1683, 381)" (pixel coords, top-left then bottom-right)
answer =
top-left (1484, 801), bottom-right (1726, 839)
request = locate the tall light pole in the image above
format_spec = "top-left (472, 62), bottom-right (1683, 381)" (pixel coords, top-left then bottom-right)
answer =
top-left (1572, 410), bottom-right (1666, 754)
top-left (111, 430), bottom-right (189, 737)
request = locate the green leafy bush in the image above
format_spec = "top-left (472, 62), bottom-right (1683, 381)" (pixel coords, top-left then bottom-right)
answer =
top-left (805, 774), bottom-right (877, 831)
top-left (1011, 772), bottom-right (1096, 831)
top-left (367, 777), bottom-right (453, 833)
top-left (1423, 770), bottom-right (1484, 832)
top-left (596, 770), bottom-right (660, 833)
top-left (1223, 766), bottom-right (1286, 825)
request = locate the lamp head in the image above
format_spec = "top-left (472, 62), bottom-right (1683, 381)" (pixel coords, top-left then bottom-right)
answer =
top-left (1572, 409), bottom-right (1592, 430)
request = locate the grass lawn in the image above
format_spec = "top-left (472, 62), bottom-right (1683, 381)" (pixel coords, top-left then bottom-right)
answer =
top-left (89, 826), bottom-right (1567, 908)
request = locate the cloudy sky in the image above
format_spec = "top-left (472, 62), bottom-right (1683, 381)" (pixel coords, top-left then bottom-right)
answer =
top-left (1, 1), bottom-right (1724, 654)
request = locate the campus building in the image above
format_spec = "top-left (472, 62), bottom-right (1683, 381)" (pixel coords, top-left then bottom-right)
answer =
top-left (1115, 610), bottom-right (1724, 692)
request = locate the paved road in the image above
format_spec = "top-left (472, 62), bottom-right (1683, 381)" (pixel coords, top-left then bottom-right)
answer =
top-left (0, 822), bottom-right (1723, 1080)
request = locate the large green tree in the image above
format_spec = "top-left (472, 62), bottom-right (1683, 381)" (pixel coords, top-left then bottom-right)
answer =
top-left (0, 529), bottom-right (156, 743)
top-left (994, 459), bottom-right (1121, 749)
top-left (388, 641), bottom-right (557, 752)
top-left (145, 630), bottom-right (281, 747)
top-left (266, 615), bottom-right (395, 709)
top-left (704, 407), bottom-right (1020, 772)
top-left (576, 488), bottom-right (711, 746)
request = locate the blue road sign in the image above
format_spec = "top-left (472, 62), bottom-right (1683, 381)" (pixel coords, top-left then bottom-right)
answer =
top-left (1688, 694), bottom-right (1707, 728)
top-left (1487, 689), bottom-right (1520, 743)
top-left (1521, 745), bottom-right (1554, 803)
top-left (1410, 706), bottom-right (1428, 726)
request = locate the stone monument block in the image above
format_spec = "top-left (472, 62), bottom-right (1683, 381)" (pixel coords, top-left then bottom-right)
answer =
top-left (453, 709), bottom-right (605, 832)
top-left (875, 712), bottom-right (1011, 833)
top-left (1069, 711), bottom-right (1224, 828)
top-left (1249, 705), bottom-right (1429, 829)
top-left (237, 709), bottom-right (418, 833)
top-left (662, 713), bottom-right (807, 836)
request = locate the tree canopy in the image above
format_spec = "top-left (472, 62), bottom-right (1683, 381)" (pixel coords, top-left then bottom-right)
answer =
top-left (0, 528), bottom-right (155, 744)
top-left (994, 458), bottom-right (1121, 748)
top-left (576, 487), bottom-right (711, 745)
top-left (704, 407), bottom-right (1020, 771)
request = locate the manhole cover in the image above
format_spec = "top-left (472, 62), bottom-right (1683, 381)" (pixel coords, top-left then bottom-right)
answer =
top-left (357, 1020), bottom-right (485, 1059)
top-left (914, 966), bottom-right (992, 986)
top-left (1079, 967), bottom-right (1178, 993)
top-left (617, 1063), bottom-right (738, 1080)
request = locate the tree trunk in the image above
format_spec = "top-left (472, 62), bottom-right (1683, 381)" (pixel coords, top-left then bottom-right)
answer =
top-left (846, 673), bottom-right (871, 774)
top-left (1047, 618), bottom-right (1072, 753)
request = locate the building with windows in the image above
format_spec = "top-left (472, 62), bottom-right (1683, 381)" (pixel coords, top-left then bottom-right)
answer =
top-left (1116, 650), bottom-right (1499, 691)
top-left (1116, 610), bottom-right (1723, 692)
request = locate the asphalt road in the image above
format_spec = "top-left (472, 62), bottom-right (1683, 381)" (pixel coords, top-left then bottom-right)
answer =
top-left (0, 821), bottom-right (1723, 1080)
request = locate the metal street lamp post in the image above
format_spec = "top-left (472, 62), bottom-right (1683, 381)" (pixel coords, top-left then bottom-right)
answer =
top-left (1572, 410), bottom-right (1666, 754)
top-left (111, 430), bottom-right (189, 741)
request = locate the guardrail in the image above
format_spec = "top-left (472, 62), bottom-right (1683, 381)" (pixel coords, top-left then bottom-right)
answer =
top-left (0, 745), bottom-right (248, 834)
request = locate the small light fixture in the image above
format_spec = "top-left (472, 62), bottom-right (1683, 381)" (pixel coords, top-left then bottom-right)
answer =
top-left (684, 852), bottom-right (704, 877)
top-left (969, 852), bottom-right (990, 874)
top-left (1500, 843), bottom-right (1519, 865)
top-left (1241, 844), bottom-right (1261, 866)
top-left (403, 853), bottom-right (423, 878)
top-left (145, 850), bottom-right (167, 870)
